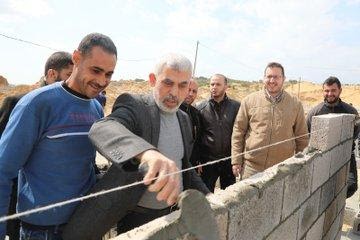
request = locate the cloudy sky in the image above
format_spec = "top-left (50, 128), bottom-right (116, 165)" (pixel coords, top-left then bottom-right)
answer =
top-left (1, 0), bottom-right (360, 85)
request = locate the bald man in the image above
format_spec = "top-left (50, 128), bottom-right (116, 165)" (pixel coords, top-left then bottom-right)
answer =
top-left (179, 79), bottom-right (202, 167)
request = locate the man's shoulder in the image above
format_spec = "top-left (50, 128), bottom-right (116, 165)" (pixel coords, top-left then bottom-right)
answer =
top-left (308, 102), bottom-right (325, 117)
top-left (242, 91), bottom-right (263, 104)
top-left (283, 91), bottom-right (301, 103)
top-left (18, 83), bottom-right (60, 105)
top-left (112, 93), bottom-right (152, 113)
top-left (195, 99), bottom-right (209, 111)
top-left (227, 97), bottom-right (241, 107)
top-left (340, 100), bottom-right (358, 115)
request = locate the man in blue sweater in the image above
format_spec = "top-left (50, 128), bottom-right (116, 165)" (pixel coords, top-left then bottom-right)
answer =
top-left (0, 32), bottom-right (117, 240)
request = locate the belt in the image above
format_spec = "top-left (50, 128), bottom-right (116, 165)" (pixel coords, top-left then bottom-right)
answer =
top-left (21, 221), bottom-right (66, 231)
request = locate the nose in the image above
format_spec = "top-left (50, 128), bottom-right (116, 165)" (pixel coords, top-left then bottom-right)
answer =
top-left (169, 85), bottom-right (178, 96)
top-left (98, 75), bottom-right (110, 88)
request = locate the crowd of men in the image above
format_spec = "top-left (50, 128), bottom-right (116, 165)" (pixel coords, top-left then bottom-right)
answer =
top-left (0, 32), bottom-right (358, 240)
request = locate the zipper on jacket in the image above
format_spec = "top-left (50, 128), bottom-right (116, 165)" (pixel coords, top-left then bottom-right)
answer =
top-left (264, 103), bottom-right (275, 169)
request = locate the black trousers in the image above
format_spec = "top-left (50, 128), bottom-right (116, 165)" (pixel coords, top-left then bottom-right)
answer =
top-left (6, 178), bottom-right (20, 240)
top-left (116, 206), bottom-right (174, 234)
top-left (200, 161), bottom-right (235, 192)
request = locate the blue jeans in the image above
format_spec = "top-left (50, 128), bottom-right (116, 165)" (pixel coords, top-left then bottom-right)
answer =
top-left (20, 225), bottom-right (63, 240)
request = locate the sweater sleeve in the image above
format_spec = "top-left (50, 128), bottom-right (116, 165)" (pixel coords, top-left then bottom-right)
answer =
top-left (231, 99), bottom-right (249, 165)
top-left (294, 101), bottom-right (309, 152)
top-left (0, 102), bottom-right (39, 238)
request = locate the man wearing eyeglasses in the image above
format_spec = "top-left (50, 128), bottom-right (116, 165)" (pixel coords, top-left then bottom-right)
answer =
top-left (231, 62), bottom-right (309, 179)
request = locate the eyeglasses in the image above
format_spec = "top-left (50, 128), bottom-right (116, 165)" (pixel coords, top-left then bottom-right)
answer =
top-left (264, 75), bottom-right (283, 80)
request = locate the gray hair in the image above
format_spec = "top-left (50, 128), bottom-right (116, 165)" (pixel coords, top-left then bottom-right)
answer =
top-left (154, 53), bottom-right (192, 76)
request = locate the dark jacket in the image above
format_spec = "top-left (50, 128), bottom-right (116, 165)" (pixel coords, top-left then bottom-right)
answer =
top-left (63, 94), bottom-right (209, 240)
top-left (307, 99), bottom-right (358, 198)
top-left (196, 95), bottom-right (240, 163)
top-left (0, 94), bottom-right (24, 137)
top-left (179, 103), bottom-right (202, 165)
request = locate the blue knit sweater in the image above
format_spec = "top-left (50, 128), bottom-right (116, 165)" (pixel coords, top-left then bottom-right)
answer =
top-left (0, 82), bottom-right (102, 237)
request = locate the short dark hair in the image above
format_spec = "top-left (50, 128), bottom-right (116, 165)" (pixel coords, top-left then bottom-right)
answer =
top-left (264, 62), bottom-right (285, 77)
top-left (323, 76), bottom-right (341, 89)
top-left (78, 33), bottom-right (117, 58)
top-left (211, 73), bottom-right (228, 84)
top-left (44, 51), bottom-right (73, 76)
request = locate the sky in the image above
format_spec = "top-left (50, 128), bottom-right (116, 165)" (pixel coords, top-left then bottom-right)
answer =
top-left (1, 0), bottom-right (360, 85)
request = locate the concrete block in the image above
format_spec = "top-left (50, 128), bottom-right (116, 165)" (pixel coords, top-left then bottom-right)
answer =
top-left (227, 179), bottom-right (284, 240)
top-left (330, 145), bottom-right (345, 177)
top-left (211, 204), bottom-right (229, 240)
top-left (297, 188), bottom-right (321, 239)
top-left (309, 114), bottom-right (342, 151)
top-left (305, 213), bottom-right (324, 240)
top-left (335, 164), bottom-right (347, 195)
top-left (342, 140), bottom-right (353, 165)
top-left (323, 211), bottom-right (341, 240)
top-left (323, 199), bottom-right (337, 234)
top-left (319, 175), bottom-right (336, 214)
top-left (340, 114), bottom-right (355, 142)
top-left (266, 211), bottom-right (299, 240)
top-left (336, 186), bottom-right (347, 216)
top-left (311, 152), bottom-right (331, 193)
top-left (281, 161), bottom-right (312, 220)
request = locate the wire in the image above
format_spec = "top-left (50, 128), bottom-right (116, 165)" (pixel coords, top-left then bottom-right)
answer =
top-left (0, 119), bottom-right (352, 223)
top-left (0, 33), bottom-right (60, 52)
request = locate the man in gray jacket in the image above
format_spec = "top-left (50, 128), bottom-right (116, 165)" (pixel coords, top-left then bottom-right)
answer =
top-left (63, 53), bottom-right (209, 239)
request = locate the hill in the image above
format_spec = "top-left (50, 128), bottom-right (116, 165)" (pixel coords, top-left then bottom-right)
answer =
top-left (1, 79), bottom-right (360, 116)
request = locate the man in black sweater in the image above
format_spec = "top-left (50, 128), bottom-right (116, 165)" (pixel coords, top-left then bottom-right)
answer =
top-left (307, 76), bottom-right (358, 198)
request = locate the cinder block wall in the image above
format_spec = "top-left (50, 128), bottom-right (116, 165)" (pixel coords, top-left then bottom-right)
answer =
top-left (112, 113), bottom-right (355, 240)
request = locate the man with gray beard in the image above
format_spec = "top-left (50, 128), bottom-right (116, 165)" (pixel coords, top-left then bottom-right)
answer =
top-left (64, 53), bottom-right (209, 238)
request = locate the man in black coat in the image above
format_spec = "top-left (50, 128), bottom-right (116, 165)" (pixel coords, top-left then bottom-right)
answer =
top-left (179, 78), bottom-right (202, 167)
top-left (307, 76), bottom-right (358, 198)
top-left (196, 74), bottom-right (240, 192)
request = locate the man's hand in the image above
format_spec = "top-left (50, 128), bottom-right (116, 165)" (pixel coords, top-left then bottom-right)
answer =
top-left (197, 166), bottom-right (203, 175)
top-left (136, 149), bottom-right (180, 206)
top-left (232, 164), bottom-right (242, 177)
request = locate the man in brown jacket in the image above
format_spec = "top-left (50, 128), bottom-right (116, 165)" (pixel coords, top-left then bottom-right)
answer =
top-left (231, 62), bottom-right (309, 179)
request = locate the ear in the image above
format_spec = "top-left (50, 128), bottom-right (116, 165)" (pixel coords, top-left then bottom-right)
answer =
top-left (47, 69), bottom-right (55, 78)
top-left (149, 73), bottom-right (156, 87)
top-left (339, 87), bottom-right (342, 95)
top-left (72, 50), bottom-right (81, 66)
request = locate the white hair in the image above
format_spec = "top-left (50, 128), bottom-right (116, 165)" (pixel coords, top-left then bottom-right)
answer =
top-left (154, 53), bottom-right (192, 76)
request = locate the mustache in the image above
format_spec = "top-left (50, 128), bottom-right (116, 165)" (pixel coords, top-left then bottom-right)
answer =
top-left (163, 94), bottom-right (178, 102)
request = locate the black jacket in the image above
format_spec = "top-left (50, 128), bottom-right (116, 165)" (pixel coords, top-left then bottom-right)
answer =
top-left (196, 95), bottom-right (240, 163)
top-left (179, 103), bottom-right (202, 165)
top-left (307, 99), bottom-right (358, 198)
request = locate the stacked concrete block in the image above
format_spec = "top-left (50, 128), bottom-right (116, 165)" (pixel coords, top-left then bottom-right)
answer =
top-left (226, 179), bottom-right (284, 240)
top-left (330, 144), bottom-right (346, 176)
top-left (266, 211), bottom-right (299, 240)
top-left (340, 114), bottom-right (355, 142)
top-left (281, 158), bottom-right (312, 220)
top-left (297, 188), bottom-right (321, 239)
top-left (309, 114), bottom-right (343, 152)
top-left (312, 151), bottom-right (331, 193)
top-left (305, 213), bottom-right (325, 240)
top-left (319, 176), bottom-right (336, 214)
